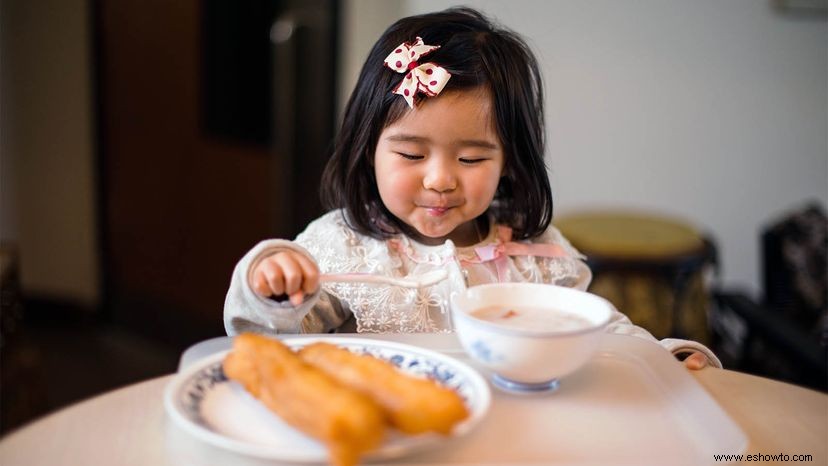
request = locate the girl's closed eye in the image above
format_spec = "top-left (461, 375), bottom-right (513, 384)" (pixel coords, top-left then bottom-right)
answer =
top-left (397, 152), bottom-right (424, 161)
top-left (459, 157), bottom-right (487, 165)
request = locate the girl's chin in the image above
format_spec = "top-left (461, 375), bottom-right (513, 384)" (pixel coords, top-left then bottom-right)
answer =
top-left (412, 222), bottom-right (478, 246)
top-left (411, 230), bottom-right (452, 245)
top-left (406, 222), bottom-right (453, 242)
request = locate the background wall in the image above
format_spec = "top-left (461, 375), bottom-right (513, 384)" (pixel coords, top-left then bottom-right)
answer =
top-left (2, 0), bottom-right (825, 307)
top-left (1, 0), bottom-right (100, 308)
top-left (342, 0), bottom-right (828, 298)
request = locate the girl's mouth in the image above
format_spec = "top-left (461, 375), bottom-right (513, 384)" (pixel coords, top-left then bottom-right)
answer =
top-left (424, 206), bottom-right (450, 216)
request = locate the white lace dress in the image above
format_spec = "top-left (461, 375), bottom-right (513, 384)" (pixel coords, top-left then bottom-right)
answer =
top-left (224, 210), bottom-right (721, 366)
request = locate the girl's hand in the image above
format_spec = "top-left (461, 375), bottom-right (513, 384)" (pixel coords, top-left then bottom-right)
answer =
top-left (683, 351), bottom-right (709, 370)
top-left (251, 251), bottom-right (320, 306)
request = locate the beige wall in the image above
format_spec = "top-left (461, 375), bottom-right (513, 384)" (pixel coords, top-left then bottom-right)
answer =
top-left (1, 0), bottom-right (100, 307)
top-left (356, 0), bottom-right (826, 298)
top-left (337, 0), bottom-right (405, 118)
top-left (2, 0), bottom-right (825, 306)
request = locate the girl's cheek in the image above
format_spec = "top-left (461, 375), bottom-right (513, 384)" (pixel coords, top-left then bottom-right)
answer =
top-left (377, 171), bottom-right (415, 202)
top-left (385, 168), bottom-right (417, 186)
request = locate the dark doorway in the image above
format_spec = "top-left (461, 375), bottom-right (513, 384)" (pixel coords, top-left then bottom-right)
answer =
top-left (94, 0), bottom-right (337, 347)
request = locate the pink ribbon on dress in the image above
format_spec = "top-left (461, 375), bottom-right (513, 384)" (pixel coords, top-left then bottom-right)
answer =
top-left (464, 226), bottom-right (569, 282)
top-left (383, 37), bottom-right (451, 109)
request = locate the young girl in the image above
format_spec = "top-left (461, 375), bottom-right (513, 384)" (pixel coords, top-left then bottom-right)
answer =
top-left (224, 7), bottom-right (719, 370)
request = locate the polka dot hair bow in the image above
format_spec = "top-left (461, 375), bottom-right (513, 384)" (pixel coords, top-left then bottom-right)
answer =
top-left (383, 37), bottom-right (451, 109)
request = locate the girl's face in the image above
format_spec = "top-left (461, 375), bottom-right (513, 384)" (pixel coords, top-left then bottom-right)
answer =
top-left (374, 88), bottom-right (505, 246)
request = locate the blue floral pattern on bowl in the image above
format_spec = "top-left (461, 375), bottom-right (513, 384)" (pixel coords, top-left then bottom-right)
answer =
top-left (470, 339), bottom-right (502, 364)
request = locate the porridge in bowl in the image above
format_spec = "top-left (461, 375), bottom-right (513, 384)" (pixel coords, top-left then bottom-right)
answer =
top-left (451, 283), bottom-right (613, 393)
top-left (470, 306), bottom-right (593, 333)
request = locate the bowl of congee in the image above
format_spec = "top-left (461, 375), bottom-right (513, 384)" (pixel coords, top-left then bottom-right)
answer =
top-left (451, 283), bottom-right (613, 393)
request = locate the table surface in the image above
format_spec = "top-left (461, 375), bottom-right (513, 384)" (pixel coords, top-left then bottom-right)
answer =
top-left (1, 333), bottom-right (825, 466)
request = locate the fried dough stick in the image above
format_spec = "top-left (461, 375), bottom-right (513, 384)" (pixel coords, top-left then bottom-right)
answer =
top-left (299, 342), bottom-right (469, 435)
top-left (223, 334), bottom-right (385, 466)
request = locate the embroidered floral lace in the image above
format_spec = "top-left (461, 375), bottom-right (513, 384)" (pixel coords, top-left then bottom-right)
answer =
top-left (295, 211), bottom-right (588, 333)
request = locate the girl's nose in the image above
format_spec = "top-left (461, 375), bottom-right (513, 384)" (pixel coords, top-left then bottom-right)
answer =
top-left (422, 161), bottom-right (457, 192)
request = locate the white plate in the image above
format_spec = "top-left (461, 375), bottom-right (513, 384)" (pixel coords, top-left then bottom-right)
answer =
top-left (164, 337), bottom-right (491, 463)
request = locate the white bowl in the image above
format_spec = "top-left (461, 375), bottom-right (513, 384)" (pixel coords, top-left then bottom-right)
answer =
top-left (451, 283), bottom-right (613, 393)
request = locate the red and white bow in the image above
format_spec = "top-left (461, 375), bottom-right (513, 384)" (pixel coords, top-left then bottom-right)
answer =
top-left (383, 37), bottom-right (451, 109)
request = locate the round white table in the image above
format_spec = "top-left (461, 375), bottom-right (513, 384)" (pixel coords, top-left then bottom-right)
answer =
top-left (1, 334), bottom-right (825, 465)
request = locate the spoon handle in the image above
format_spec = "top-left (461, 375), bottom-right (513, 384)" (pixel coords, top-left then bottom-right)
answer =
top-left (320, 273), bottom-right (418, 288)
top-left (320, 271), bottom-right (446, 289)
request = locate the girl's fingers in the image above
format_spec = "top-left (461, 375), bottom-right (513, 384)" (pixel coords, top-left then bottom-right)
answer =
top-left (288, 291), bottom-right (304, 307)
top-left (683, 351), bottom-right (708, 370)
top-left (277, 254), bottom-right (305, 307)
top-left (273, 253), bottom-right (304, 296)
top-left (260, 261), bottom-right (285, 297)
top-left (292, 253), bottom-right (320, 295)
top-left (280, 252), bottom-right (320, 305)
top-left (251, 251), bottom-right (319, 305)
top-left (252, 272), bottom-right (273, 297)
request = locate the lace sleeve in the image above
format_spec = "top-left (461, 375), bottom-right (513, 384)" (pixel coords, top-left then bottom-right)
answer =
top-left (295, 211), bottom-right (387, 275)
top-left (295, 211), bottom-right (447, 333)
top-left (293, 211), bottom-right (386, 332)
top-left (520, 224), bottom-right (592, 289)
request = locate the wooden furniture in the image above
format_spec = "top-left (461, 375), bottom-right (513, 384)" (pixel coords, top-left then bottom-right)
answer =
top-left (556, 211), bottom-right (715, 342)
top-left (94, 0), bottom-right (336, 345)
top-left (711, 204), bottom-right (827, 391)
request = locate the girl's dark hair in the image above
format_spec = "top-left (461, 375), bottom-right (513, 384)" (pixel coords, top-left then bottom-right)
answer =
top-left (321, 7), bottom-right (552, 240)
